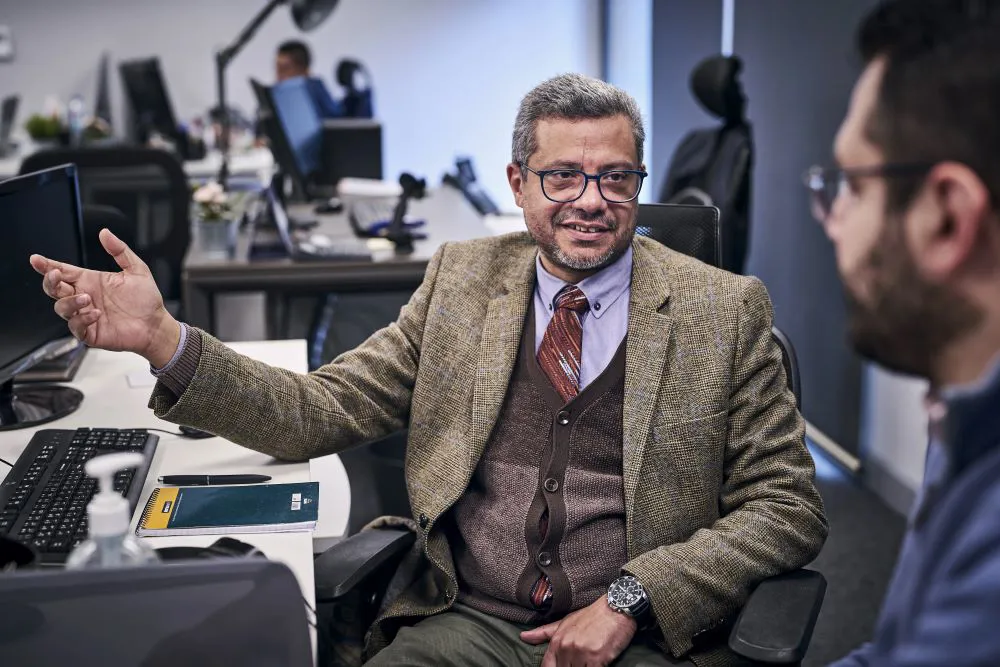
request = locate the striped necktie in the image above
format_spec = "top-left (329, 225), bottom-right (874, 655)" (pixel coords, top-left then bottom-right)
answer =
top-left (537, 285), bottom-right (590, 403)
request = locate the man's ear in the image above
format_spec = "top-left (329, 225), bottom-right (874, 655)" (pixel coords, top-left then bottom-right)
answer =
top-left (507, 162), bottom-right (526, 209)
top-left (911, 162), bottom-right (991, 281)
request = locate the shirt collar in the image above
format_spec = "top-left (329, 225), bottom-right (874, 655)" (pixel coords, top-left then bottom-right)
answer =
top-left (927, 352), bottom-right (1000, 473)
top-left (535, 246), bottom-right (633, 320)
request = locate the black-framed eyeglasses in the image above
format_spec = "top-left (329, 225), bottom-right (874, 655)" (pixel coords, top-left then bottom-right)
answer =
top-left (520, 163), bottom-right (648, 203)
top-left (802, 163), bottom-right (934, 222)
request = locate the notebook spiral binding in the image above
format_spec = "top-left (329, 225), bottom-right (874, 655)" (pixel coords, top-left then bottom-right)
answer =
top-left (136, 488), bottom-right (161, 532)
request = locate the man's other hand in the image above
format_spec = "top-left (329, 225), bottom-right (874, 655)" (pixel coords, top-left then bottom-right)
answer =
top-left (520, 595), bottom-right (638, 667)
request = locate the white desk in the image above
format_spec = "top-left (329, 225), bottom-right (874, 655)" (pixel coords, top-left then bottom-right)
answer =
top-left (0, 146), bottom-right (273, 182)
top-left (0, 339), bottom-right (351, 614)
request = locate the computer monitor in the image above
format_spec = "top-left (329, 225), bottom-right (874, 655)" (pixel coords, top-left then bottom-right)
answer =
top-left (270, 77), bottom-right (324, 181)
top-left (0, 95), bottom-right (19, 156)
top-left (119, 57), bottom-right (179, 143)
top-left (250, 78), bottom-right (314, 201)
top-left (0, 165), bottom-right (87, 431)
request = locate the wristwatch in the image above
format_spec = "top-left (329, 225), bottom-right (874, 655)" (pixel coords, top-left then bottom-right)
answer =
top-left (607, 575), bottom-right (651, 624)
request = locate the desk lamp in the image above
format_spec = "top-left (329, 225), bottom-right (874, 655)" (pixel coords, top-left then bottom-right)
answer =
top-left (214, 0), bottom-right (338, 187)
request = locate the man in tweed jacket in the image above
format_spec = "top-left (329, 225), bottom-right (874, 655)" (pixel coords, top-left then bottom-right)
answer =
top-left (32, 74), bottom-right (826, 666)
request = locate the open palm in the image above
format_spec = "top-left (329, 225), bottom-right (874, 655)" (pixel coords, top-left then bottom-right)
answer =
top-left (29, 229), bottom-right (178, 364)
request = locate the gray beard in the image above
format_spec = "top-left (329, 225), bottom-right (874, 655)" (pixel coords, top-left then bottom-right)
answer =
top-left (543, 241), bottom-right (625, 272)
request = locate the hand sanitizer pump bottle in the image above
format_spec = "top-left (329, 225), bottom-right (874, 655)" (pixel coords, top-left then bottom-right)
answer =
top-left (65, 453), bottom-right (159, 569)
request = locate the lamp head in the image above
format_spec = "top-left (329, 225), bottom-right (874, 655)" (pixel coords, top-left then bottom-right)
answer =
top-left (290, 0), bottom-right (338, 31)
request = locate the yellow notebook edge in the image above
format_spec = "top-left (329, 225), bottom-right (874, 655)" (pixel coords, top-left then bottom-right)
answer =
top-left (136, 486), bottom-right (181, 534)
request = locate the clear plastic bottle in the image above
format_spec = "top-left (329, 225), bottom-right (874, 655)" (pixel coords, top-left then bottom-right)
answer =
top-left (65, 452), bottom-right (159, 569)
top-left (67, 94), bottom-right (86, 146)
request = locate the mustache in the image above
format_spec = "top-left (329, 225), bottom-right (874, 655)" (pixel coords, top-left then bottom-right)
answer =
top-left (552, 208), bottom-right (618, 230)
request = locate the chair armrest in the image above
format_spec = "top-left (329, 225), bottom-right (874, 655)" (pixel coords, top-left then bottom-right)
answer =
top-left (314, 528), bottom-right (415, 602)
top-left (728, 569), bottom-right (827, 664)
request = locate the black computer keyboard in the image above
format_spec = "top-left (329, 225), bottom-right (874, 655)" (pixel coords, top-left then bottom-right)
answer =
top-left (0, 428), bottom-right (158, 565)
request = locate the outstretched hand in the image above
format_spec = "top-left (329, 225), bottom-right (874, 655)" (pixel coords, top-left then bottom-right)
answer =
top-left (29, 228), bottom-right (181, 368)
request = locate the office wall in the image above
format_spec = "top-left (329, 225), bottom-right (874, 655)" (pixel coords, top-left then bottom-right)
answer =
top-left (0, 0), bottom-right (601, 211)
top-left (650, 0), bottom-right (722, 201)
top-left (604, 0), bottom-right (653, 201)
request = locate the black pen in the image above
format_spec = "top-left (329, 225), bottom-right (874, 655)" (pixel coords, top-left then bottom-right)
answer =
top-left (157, 474), bottom-right (272, 486)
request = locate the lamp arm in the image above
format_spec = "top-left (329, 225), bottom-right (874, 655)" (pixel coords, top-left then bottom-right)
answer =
top-left (218, 0), bottom-right (287, 67)
top-left (215, 0), bottom-right (287, 186)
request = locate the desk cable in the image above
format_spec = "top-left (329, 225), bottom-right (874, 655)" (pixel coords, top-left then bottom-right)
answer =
top-left (0, 457), bottom-right (12, 469)
top-left (302, 595), bottom-right (335, 656)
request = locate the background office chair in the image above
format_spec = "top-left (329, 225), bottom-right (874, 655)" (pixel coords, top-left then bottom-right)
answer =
top-left (313, 203), bottom-right (823, 666)
top-left (20, 146), bottom-right (191, 316)
top-left (659, 54), bottom-right (753, 275)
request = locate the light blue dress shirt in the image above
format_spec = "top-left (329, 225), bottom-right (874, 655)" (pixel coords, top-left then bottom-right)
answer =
top-left (533, 246), bottom-right (632, 390)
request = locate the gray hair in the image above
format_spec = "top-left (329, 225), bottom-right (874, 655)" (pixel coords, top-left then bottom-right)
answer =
top-left (512, 73), bottom-right (645, 167)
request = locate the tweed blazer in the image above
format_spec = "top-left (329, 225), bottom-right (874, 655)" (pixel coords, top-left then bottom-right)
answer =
top-left (150, 233), bottom-right (827, 665)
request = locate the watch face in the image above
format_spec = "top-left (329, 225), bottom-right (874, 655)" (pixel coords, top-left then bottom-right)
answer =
top-left (609, 577), bottom-right (645, 609)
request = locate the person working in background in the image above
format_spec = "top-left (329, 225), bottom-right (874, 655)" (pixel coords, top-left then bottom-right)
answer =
top-left (30, 74), bottom-right (826, 666)
top-left (813, 0), bottom-right (1000, 663)
top-left (275, 39), bottom-right (341, 118)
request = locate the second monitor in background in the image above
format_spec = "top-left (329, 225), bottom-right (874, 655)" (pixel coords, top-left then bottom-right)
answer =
top-left (251, 77), bottom-right (382, 204)
top-left (119, 57), bottom-right (179, 145)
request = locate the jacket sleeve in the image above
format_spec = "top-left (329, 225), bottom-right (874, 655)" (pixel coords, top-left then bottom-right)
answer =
top-left (623, 277), bottom-right (829, 658)
top-left (148, 244), bottom-right (448, 462)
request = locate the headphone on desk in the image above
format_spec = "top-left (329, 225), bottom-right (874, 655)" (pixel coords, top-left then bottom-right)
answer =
top-left (335, 58), bottom-right (374, 118)
top-left (155, 536), bottom-right (266, 561)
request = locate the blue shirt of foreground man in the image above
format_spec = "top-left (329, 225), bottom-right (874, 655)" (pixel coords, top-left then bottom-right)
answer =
top-left (814, 1), bottom-right (1000, 664)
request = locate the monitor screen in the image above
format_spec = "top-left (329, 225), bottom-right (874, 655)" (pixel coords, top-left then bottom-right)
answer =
top-left (251, 78), bottom-right (311, 198)
top-left (269, 77), bottom-right (323, 180)
top-left (119, 57), bottom-right (178, 141)
top-left (0, 165), bottom-right (84, 382)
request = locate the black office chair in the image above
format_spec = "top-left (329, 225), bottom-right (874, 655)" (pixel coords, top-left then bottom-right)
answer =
top-left (637, 202), bottom-right (721, 267)
top-left (21, 146), bottom-right (191, 315)
top-left (659, 54), bottom-right (753, 275)
top-left (313, 204), bottom-right (823, 666)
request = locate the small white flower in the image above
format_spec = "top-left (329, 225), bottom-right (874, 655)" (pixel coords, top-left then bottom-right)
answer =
top-left (194, 182), bottom-right (224, 203)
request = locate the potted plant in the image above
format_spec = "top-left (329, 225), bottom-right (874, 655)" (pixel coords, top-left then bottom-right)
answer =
top-left (191, 181), bottom-right (236, 259)
top-left (24, 113), bottom-right (67, 147)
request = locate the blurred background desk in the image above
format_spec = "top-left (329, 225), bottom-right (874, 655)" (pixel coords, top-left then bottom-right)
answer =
top-left (183, 185), bottom-right (491, 339)
top-left (0, 146), bottom-right (273, 182)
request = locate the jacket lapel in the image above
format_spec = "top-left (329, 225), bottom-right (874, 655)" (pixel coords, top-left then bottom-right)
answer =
top-left (623, 239), bottom-right (674, 525)
top-left (468, 248), bottom-right (537, 477)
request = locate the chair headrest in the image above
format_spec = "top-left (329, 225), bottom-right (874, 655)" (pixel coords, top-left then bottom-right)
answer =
top-left (690, 55), bottom-right (746, 124)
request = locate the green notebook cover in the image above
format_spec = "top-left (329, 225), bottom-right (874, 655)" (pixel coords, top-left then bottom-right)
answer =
top-left (136, 481), bottom-right (319, 537)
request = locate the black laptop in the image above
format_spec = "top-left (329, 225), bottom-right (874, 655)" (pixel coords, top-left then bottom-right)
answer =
top-left (0, 559), bottom-right (312, 667)
top-left (266, 177), bottom-right (372, 262)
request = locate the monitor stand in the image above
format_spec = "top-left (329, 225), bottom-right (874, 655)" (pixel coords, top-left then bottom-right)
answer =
top-left (0, 379), bottom-right (83, 431)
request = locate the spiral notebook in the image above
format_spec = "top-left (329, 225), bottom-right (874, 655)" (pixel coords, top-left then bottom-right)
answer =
top-left (136, 481), bottom-right (319, 537)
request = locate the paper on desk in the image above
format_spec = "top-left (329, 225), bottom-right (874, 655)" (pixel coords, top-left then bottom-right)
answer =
top-left (126, 371), bottom-right (157, 388)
